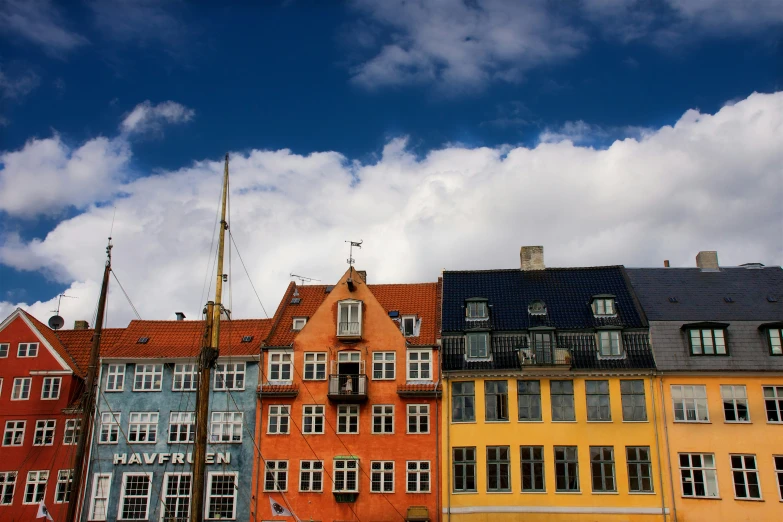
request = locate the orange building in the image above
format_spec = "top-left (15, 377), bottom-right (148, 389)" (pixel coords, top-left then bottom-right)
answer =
top-left (255, 268), bottom-right (442, 521)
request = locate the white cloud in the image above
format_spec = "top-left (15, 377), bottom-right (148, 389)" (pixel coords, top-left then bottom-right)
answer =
top-left (0, 0), bottom-right (88, 54)
top-left (120, 100), bottom-right (195, 136)
top-left (0, 67), bottom-right (39, 99)
top-left (1, 91), bottom-right (781, 329)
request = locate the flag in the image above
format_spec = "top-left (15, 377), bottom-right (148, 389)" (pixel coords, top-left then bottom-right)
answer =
top-left (269, 496), bottom-right (293, 517)
top-left (37, 501), bottom-right (54, 521)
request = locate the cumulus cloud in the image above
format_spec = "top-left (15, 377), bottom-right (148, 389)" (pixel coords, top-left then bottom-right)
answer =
top-left (0, 0), bottom-right (88, 54)
top-left (1, 92), bottom-right (781, 328)
top-left (120, 100), bottom-right (195, 136)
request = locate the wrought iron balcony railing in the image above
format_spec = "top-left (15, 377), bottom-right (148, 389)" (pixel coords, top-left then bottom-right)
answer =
top-left (327, 374), bottom-right (368, 402)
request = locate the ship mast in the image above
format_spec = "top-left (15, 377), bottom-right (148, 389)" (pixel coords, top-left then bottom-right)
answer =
top-left (191, 153), bottom-right (230, 522)
top-left (66, 239), bottom-right (112, 522)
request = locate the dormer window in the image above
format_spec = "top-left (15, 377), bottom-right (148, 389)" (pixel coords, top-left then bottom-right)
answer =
top-left (466, 299), bottom-right (488, 320)
top-left (683, 323), bottom-right (728, 356)
top-left (402, 316), bottom-right (416, 337)
top-left (528, 300), bottom-right (547, 316)
top-left (466, 333), bottom-right (489, 359)
top-left (591, 296), bottom-right (616, 317)
top-left (293, 317), bottom-right (307, 331)
top-left (337, 300), bottom-right (362, 337)
top-left (760, 324), bottom-right (783, 355)
top-left (597, 330), bottom-right (623, 357)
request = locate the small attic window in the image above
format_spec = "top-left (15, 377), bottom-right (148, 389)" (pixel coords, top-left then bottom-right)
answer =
top-left (528, 300), bottom-right (547, 316)
top-left (724, 297), bottom-right (734, 303)
top-left (290, 297), bottom-right (302, 305)
top-left (768, 296), bottom-right (779, 303)
top-left (241, 335), bottom-right (254, 343)
top-left (325, 285), bottom-right (334, 293)
top-left (465, 299), bottom-right (488, 319)
top-left (293, 317), bottom-right (307, 331)
top-left (591, 296), bottom-right (616, 317)
top-left (388, 310), bottom-right (400, 318)
top-left (402, 315), bottom-right (416, 337)
top-left (669, 297), bottom-right (678, 303)
top-left (137, 337), bottom-right (150, 344)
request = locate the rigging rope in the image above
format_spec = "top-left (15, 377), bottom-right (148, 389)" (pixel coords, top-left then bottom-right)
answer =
top-left (110, 270), bottom-right (141, 320)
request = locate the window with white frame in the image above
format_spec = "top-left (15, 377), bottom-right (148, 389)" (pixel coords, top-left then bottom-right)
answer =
top-left (23, 470), bottom-right (48, 504)
top-left (764, 386), bottom-right (783, 423)
top-left (215, 362), bottom-right (245, 390)
top-left (407, 404), bottom-right (429, 434)
top-left (333, 459), bottom-right (359, 492)
top-left (161, 473), bottom-right (191, 521)
top-left (267, 351), bottom-right (293, 383)
top-left (106, 364), bottom-right (125, 391)
top-left (371, 461), bottom-right (394, 493)
top-left (679, 453), bottom-right (718, 498)
top-left (406, 461), bottom-right (430, 493)
top-left (293, 317), bottom-right (307, 331)
top-left (12, 377), bottom-right (31, 400)
top-left (41, 377), bottom-right (62, 400)
top-left (337, 405), bottom-right (359, 434)
top-left (299, 461), bottom-right (323, 492)
top-left (18, 342), bottom-right (38, 357)
top-left (54, 469), bottom-right (73, 503)
top-left (303, 353), bottom-right (327, 380)
top-left (169, 412), bottom-right (195, 443)
top-left (774, 456), bottom-right (783, 501)
top-left (210, 412), bottom-right (243, 443)
top-left (33, 420), bottom-right (56, 446)
top-left (688, 328), bottom-right (727, 355)
top-left (372, 352), bottom-right (395, 380)
top-left (3, 420), bottom-right (25, 446)
top-left (626, 446), bottom-right (653, 493)
top-left (337, 300), bottom-right (362, 336)
top-left (63, 419), bottom-right (81, 445)
top-left (597, 330), bottom-right (623, 357)
top-left (372, 405), bottom-right (394, 434)
top-left (407, 349), bottom-right (431, 380)
top-left (0, 343), bottom-right (8, 357)
top-left (465, 300), bottom-right (488, 319)
top-left (0, 471), bottom-right (17, 505)
top-left (88, 473), bottom-right (112, 521)
top-left (402, 316), bottom-right (416, 337)
top-left (118, 472), bottom-right (152, 520)
top-left (721, 385), bottom-right (750, 422)
top-left (769, 328), bottom-right (783, 355)
top-left (592, 297), bottom-right (615, 316)
top-left (206, 472), bottom-right (237, 520)
top-left (267, 405), bottom-right (290, 434)
top-left (128, 412), bottom-right (158, 443)
top-left (466, 333), bottom-right (489, 359)
top-left (302, 405), bottom-right (324, 434)
top-left (263, 461), bottom-right (288, 491)
top-left (731, 454), bottom-right (761, 500)
top-left (172, 364), bottom-right (197, 391)
top-left (671, 385), bottom-right (709, 422)
top-left (133, 364), bottom-right (163, 391)
top-left (99, 412), bottom-right (121, 444)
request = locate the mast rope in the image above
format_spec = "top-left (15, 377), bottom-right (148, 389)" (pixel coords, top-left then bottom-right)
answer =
top-left (110, 270), bottom-right (141, 320)
top-left (229, 231), bottom-right (270, 318)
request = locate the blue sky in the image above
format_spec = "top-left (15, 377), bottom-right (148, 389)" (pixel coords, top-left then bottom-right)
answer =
top-left (1, 0), bottom-right (781, 326)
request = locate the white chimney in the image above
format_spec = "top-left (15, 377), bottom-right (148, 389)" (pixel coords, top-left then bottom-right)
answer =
top-left (520, 246), bottom-right (545, 271)
top-left (696, 251), bottom-right (719, 270)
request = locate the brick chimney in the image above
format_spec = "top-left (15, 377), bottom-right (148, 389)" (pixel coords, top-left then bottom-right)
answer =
top-left (520, 246), bottom-right (545, 271)
top-left (74, 320), bottom-right (90, 330)
top-left (696, 251), bottom-right (719, 270)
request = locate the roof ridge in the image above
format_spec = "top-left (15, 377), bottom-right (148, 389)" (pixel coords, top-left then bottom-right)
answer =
top-left (444, 265), bottom-right (625, 273)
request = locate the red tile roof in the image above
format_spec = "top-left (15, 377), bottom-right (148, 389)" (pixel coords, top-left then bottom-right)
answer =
top-left (265, 283), bottom-right (330, 347)
top-left (105, 319), bottom-right (272, 359)
top-left (258, 384), bottom-right (299, 396)
top-left (369, 282), bottom-right (440, 345)
top-left (397, 383), bottom-right (442, 393)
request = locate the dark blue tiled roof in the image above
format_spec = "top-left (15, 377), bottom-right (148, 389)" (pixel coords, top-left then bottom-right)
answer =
top-left (441, 267), bottom-right (645, 332)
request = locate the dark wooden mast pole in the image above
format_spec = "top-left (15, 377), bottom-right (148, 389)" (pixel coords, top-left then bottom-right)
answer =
top-left (66, 239), bottom-right (112, 522)
top-left (191, 153), bottom-right (230, 522)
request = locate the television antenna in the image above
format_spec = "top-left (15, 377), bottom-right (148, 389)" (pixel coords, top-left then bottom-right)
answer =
top-left (290, 273), bottom-right (321, 285)
top-left (48, 294), bottom-right (78, 330)
top-left (345, 239), bottom-right (363, 267)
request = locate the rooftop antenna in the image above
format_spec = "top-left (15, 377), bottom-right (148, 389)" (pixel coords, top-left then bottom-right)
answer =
top-left (48, 294), bottom-right (77, 330)
top-left (345, 239), bottom-right (363, 267)
top-left (290, 273), bottom-right (321, 286)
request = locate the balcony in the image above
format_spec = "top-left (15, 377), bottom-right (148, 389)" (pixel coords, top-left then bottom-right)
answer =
top-left (337, 321), bottom-right (361, 338)
top-left (519, 346), bottom-right (571, 367)
top-left (327, 374), bottom-right (368, 402)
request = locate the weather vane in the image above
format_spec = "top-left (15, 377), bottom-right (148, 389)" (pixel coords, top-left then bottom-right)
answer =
top-left (345, 240), bottom-right (363, 267)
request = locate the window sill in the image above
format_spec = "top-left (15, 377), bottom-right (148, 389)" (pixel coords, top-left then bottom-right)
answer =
top-left (629, 490), bottom-right (657, 495)
top-left (520, 490), bottom-right (547, 494)
top-left (371, 378), bottom-right (395, 381)
top-left (586, 420), bottom-right (614, 423)
top-left (406, 490), bottom-right (432, 494)
top-left (551, 420), bottom-right (578, 423)
top-left (485, 420), bottom-right (510, 423)
top-left (622, 420), bottom-right (650, 423)
top-left (486, 490), bottom-right (513, 494)
top-left (266, 433), bottom-right (291, 436)
top-left (518, 419), bottom-right (544, 423)
top-left (734, 497), bottom-right (765, 502)
top-left (681, 496), bottom-right (721, 500)
top-left (451, 420), bottom-right (477, 424)
top-left (131, 389), bottom-right (163, 393)
top-left (451, 491), bottom-right (478, 495)
top-left (673, 420), bottom-right (711, 424)
top-left (592, 491), bottom-right (619, 495)
top-left (555, 490), bottom-right (582, 494)
top-left (371, 432), bottom-right (395, 435)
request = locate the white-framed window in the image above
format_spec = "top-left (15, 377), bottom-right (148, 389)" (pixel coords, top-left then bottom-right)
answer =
top-left (764, 385), bottom-right (783, 423)
top-left (372, 405), bottom-right (394, 434)
top-left (466, 333), bottom-right (489, 359)
top-left (371, 461), bottom-right (394, 493)
top-left (3, 420), bottom-right (25, 446)
top-left (23, 470), bottom-right (48, 504)
top-left (118, 472), bottom-right (152, 520)
top-left (263, 461), bottom-right (288, 491)
top-left (465, 301), bottom-right (488, 319)
top-left (267, 351), bottom-right (293, 383)
top-left (679, 453), bottom-right (718, 498)
top-left (169, 412), bottom-right (195, 443)
top-left (333, 459), bottom-right (359, 492)
top-left (215, 362), bottom-right (245, 390)
top-left (210, 412), bottom-right (243, 443)
top-left (372, 352), bottom-right (395, 380)
top-left (407, 404), bottom-right (430, 434)
top-left (33, 419), bottom-right (56, 446)
top-left (88, 472), bottom-right (112, 521)
top-left (731, 454), bottom-right (761, 500)
top-left (0, 471), bottom-right (17, 505)
top-left (106, 364), bottom-right (126, 391)
top-left (592, 298), bottom-right (616, 316)
top-left (172, 364), bottom-right (197, 391)
top-left (303, 353), bottom-right (327, 380)
top-left (268, 405), bottom-right (290, 434)
top-left (721, 385), bottom-right (750, 423)
top-left (769, 328), bottom-right (783, 355)
top-left (688, 328), bottom-right (727, 356)
top-left (206, 472), bottom-right (237, 520)
top-left (293, 317), bottom-right (307, 331)
top-left (774, 455), bottom-right (783, 502)
top-left (0, 343), bottom-right (8, 358)
top-left (64, 419), bottom-right (81, 445)
top-left (597, 330), bottom-right (622, 357)
top-left (133, 364), bottom-right (163, 391)
top-left (54, 469), bottom-right (73, 504)
top-left (99, 412), bottom-right (121, 444)
top-left (299, 460), bottom-right (323, 492)
top-left (671, 385), bottom-right (709, 422)
top-left (406, 461), bottom-right (431, 493)
top-left (41, 376), bottom-right (62, 400)
top-left (12, 377), bottom-right (31, 400)
top-left (337, 405), bottom-right (359, 434)
top-left (302, 405), bottom-right (324, 434)
top-left (407, 349), bottom-right (431, 380)
top-left (128, 412), bottom-right (158, 443)
top-left (337, 300), bottom-right (362, 336)
top-left (402, 316), bottom-right (417, 337)
top-left (161, 472), bottom-right (191, 522)
top-left (18, 342), bottom-right (39, 358)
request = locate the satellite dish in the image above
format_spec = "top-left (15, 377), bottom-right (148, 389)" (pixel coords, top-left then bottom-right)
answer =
top-left (48, 315), bottom-right (64, 330)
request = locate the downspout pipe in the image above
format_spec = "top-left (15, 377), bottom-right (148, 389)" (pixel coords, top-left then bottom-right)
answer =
top-left (660, 376), bottom-right (678, 522)
top-left (650, 374), bottom-right (667, 522)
